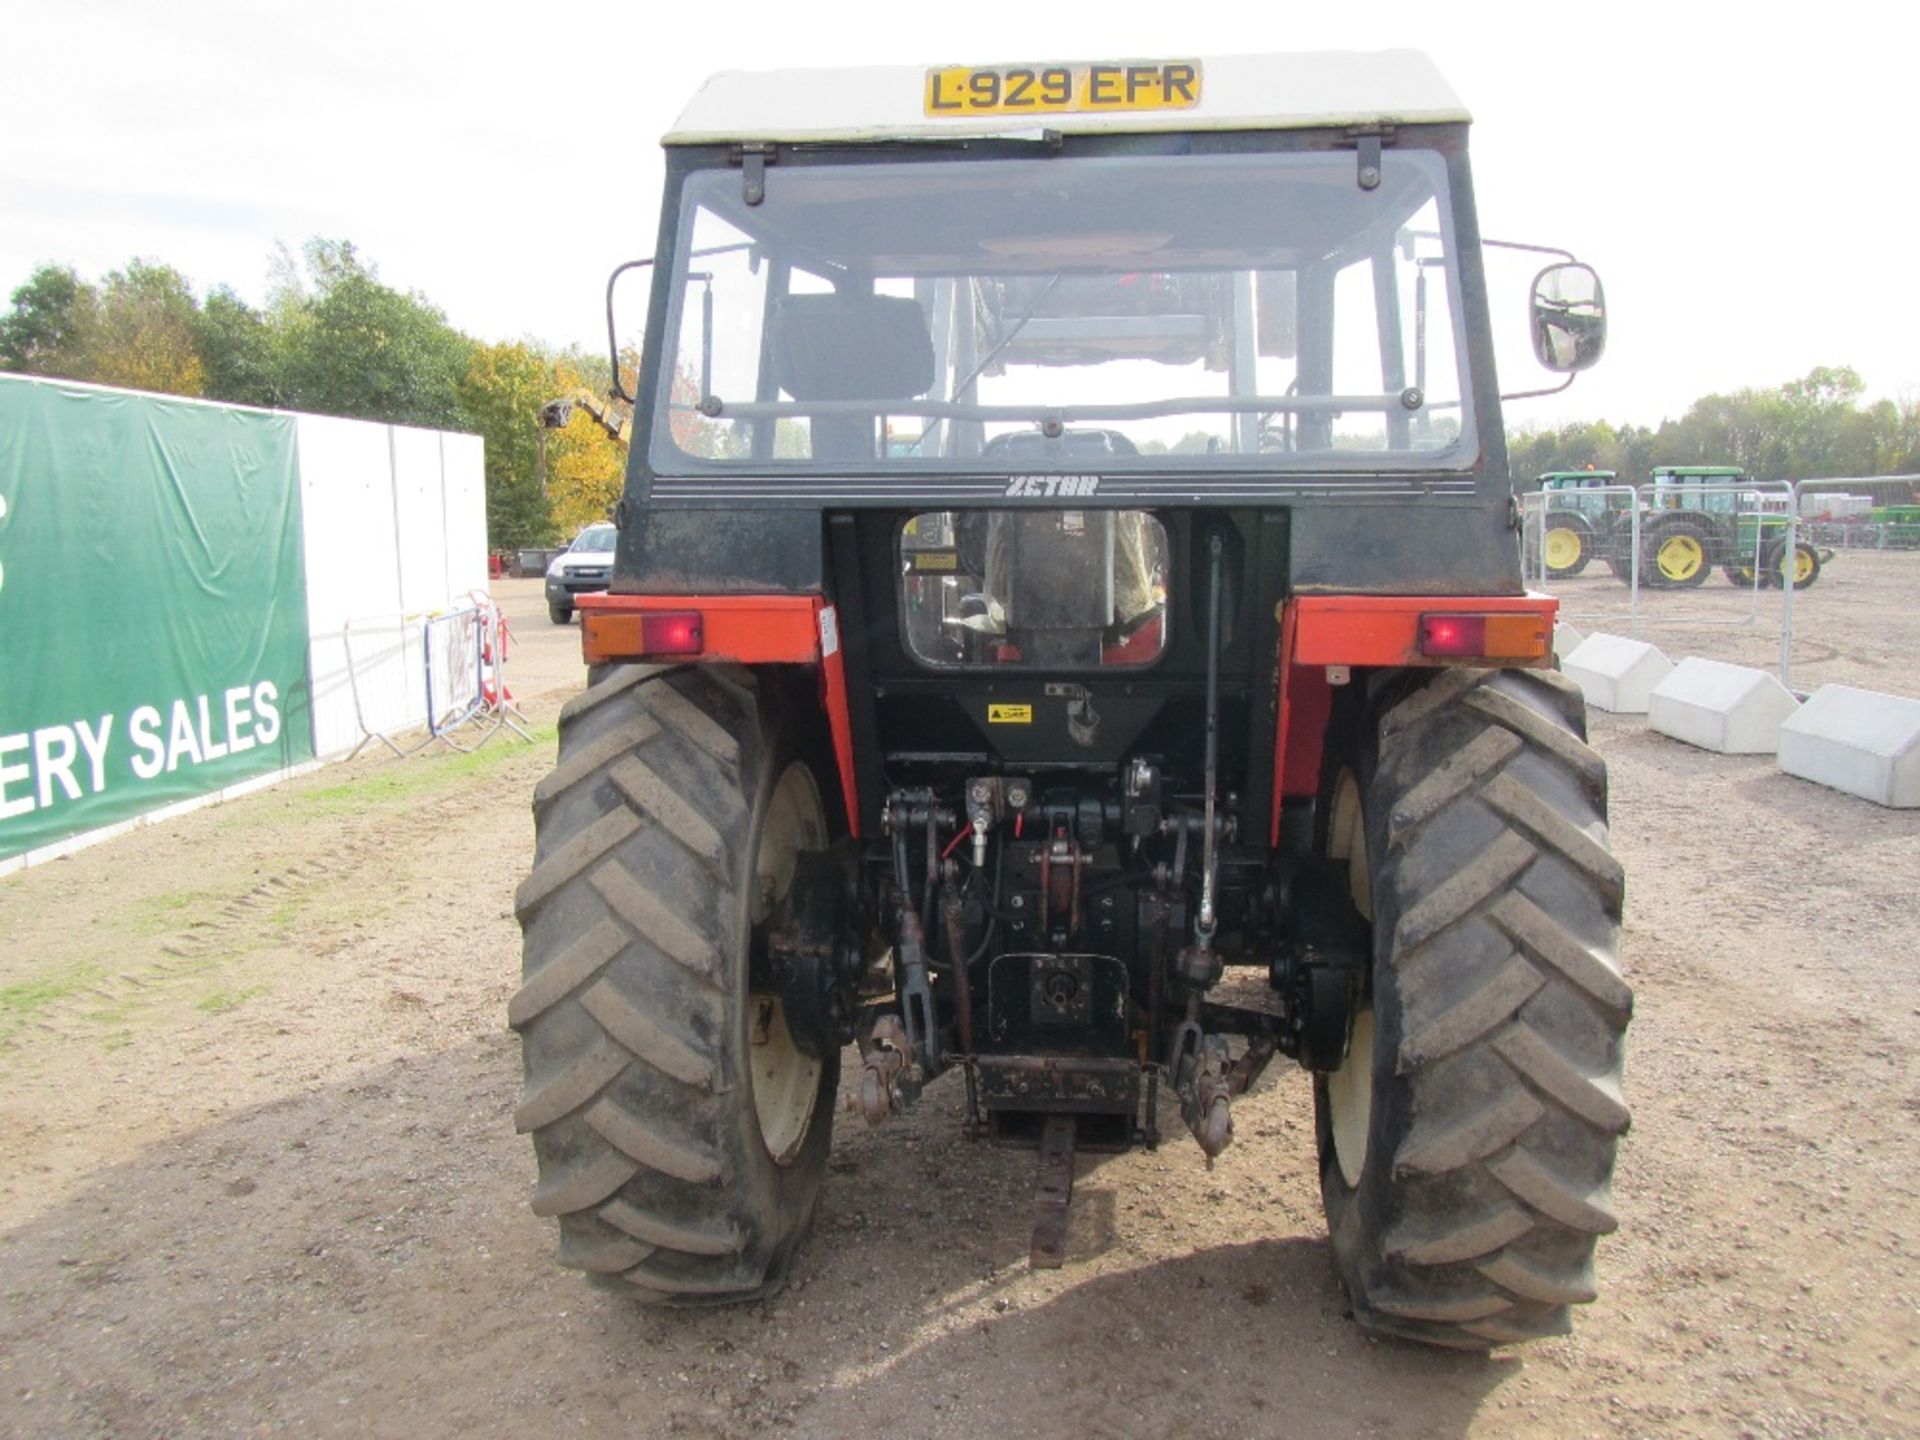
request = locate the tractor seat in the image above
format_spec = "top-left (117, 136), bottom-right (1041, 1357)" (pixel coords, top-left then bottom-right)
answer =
top-left (769, 294), bottom-right (935, 460)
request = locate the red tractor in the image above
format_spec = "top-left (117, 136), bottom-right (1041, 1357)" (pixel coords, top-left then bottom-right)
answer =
top-left (513, 52), bottom-right (1630, 1349)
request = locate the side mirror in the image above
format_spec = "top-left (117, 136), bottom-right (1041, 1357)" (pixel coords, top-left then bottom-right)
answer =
top-left (604, 256), bottom-right (656, 404)
top-left (1530, 262), bottom-right (1607, 372)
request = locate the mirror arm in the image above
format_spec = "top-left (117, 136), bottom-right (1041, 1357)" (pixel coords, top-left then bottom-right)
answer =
top-left (1500, 372), bottom-right (1577, 403)
top-left (605, 257), bottom-right (656, 405)
top-left (1483, 237), bottom-right (1578, 263)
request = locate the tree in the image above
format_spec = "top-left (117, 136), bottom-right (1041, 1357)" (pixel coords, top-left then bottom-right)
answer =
top-left (1775, 366), bottom-right (1876, 478)
top-left (0, 263), bottom-right (95, 377)
top-left (458, 340), bottom-right (554, 550)
top-left (456, 343), bottom-right (629, 547)
top-left (194, 286), bottom-right (281, 407)
top-left (1508, 367), bottom-right (1917, 488)
top-left (1891, 392), bottom-right (1920, 474)
top-left (273, 239), bottom-right (471, 428)
top-left (86, 260), bottom-right (206, 397)
top-left (1651, 366), bottom-right (1889, 481)
top-left (544, 356), bottom-right (627, 536)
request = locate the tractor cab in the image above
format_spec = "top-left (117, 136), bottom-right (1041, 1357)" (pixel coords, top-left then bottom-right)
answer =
top-left (1540, 469), bottom-right (1622, 518)
top-left (1536, 470), bottom-right (1625, 578)
top-left (1540, 469), bottom-right (1617, 488)
top-left (1650, 464), bottom-right (1755, 516)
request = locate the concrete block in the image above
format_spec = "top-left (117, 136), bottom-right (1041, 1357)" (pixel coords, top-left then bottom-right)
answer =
top-left (1560, 633), bottom-right (1673, 714)
top-left (1776, 684), bottom-right (1920, 808)
top-left (1552, 622), bottom-right (1585, 661)
top-left (1649, 658), bottom-right (1799, 754)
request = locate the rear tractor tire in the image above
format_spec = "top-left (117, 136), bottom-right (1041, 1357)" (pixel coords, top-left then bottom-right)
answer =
top-left (1645, 519), bottom-right (1712, 588)
top-left (1315, 667), bottom-right (1632, 1348)
top-left (511, 663), bottom-right (838, 1303)
top-left (1542, 516), bottom-right (1593, 579)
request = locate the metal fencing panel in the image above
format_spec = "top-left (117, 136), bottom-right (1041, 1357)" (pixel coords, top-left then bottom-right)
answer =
top-left (335, 596), bottom-right (527, 758)
top-left (1512, 480), bottom-right (1920, 698)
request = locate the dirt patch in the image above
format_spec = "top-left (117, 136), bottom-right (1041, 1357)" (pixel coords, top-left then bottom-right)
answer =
top-left (1, 577), bottom-right (1916, 1439)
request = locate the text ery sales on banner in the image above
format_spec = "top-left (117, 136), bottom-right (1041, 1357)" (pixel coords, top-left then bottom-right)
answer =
top-left (0, 377), bottom-right (315, 861)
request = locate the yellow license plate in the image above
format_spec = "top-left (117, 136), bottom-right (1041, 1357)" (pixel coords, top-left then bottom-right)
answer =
top-left (924, 61), bottom-right (1201, 118)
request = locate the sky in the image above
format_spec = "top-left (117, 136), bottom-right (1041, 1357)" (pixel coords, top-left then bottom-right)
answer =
top-left (3, 0), bottom-right (1917, 432)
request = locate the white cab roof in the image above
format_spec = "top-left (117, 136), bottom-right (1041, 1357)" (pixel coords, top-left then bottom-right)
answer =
top-left (664, 51), bottom-right (1469, 146)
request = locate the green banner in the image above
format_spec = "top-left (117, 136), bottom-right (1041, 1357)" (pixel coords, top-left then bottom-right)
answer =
top-left (0, 377), bottom-right (314, 861)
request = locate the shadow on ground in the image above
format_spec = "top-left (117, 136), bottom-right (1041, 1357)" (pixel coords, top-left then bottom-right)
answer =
top-left (0, 1037), bottom-right (1516, 1440)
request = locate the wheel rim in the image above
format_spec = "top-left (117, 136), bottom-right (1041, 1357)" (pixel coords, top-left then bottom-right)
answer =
top-left (1795, 547), bottom-right (1815, 583)
top-left (1656, 534), bottom-right (1703, 581)
top-left (749, 762), bottom-right (827, 1165)
top-left (1544, 527), bottom-right (1582, 571)
top-left (1325, 769), bottom-right (1374, 1189)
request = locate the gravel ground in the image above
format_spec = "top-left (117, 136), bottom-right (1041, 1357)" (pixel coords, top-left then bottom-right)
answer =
top-left (0, 574), bottom-right (1915, 1440)
top-left (1545, 547), bottom-right (1918, 694)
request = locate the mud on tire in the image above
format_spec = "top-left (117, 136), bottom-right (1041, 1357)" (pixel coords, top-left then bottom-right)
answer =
top-left (1315, 667), bottom-right (1632, 1348)
top-left (511, 663), bottom-right (838, 1302)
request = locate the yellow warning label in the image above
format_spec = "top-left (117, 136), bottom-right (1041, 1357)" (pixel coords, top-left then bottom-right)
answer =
top-left (987, 703), bottom-right (1033, 724)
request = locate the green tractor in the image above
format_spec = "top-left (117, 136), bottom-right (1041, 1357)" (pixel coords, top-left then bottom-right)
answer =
top-left (1534, 471), bottom-right (1628, 578)
top-left (1870, 503), bottom-right (1920, 549)
top-left (1635, 465), bottom-right (1828, 590)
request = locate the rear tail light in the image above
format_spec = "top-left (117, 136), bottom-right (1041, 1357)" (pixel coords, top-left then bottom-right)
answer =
top-left (1418, 612), bottom-right (1549, 661)
top-left (637, 611), bottom-right (704, 656)
top-left (581, 608), bottom-right (704, 663)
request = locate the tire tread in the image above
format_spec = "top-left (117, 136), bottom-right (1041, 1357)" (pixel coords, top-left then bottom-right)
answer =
top-left (1322, 666), bottom-right (1631, 1349)
top-left (514, 666), bottom-right (833, 1304)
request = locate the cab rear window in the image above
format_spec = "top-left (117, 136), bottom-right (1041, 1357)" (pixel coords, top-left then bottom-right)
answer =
top-left (899, 510), bottom-right (1169, 668)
